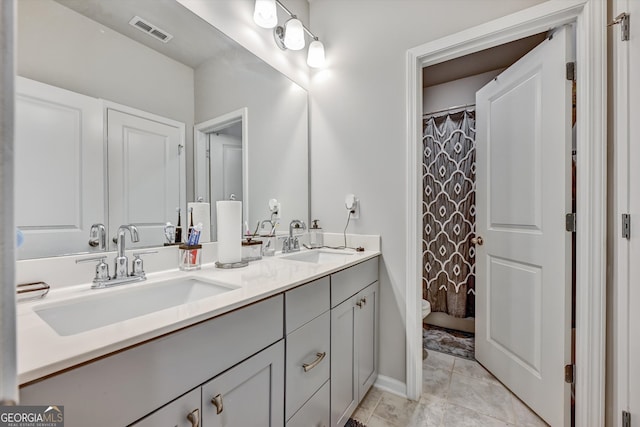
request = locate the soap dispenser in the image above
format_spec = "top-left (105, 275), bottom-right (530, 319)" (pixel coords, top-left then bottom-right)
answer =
top-left (309, 219), bottom-right (323, 249)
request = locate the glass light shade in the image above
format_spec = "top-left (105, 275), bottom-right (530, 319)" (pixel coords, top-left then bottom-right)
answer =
top-left (253, 0), bottom-right (277, 29)
top-left (307, 39), bottom-right (326, 68)
top-left (283, 17), bottom-right (305, 50)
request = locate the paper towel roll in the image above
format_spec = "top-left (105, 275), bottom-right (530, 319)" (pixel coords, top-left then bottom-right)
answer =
top-left (188, 202), bottom-right (211, 243)
top-left (216, 200), bottom-right (242, 264)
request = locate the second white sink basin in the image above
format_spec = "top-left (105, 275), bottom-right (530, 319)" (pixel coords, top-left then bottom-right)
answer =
top-left (34, 277), bottom-right (238, 336)
top-left (281, 250), bottom-right (355, 264)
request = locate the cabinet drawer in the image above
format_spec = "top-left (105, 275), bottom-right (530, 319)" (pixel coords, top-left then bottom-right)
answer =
top-left (131, 388), bottom-right (201, 427)
top-left (286, 380), bottom-right (330, 427)
top-left (286, 310), bottom-right (330, 420)
top-left (285, 276), bottom-right (329, 334)
top-left (331, 257), bottom-right (378, 307)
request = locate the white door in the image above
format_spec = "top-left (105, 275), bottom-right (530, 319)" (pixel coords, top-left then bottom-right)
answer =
top-left (209, 129), bottom-right (243, 240)
top-left (475, 26), bottom-right (573, 426)
top-left (14, 77), bottom-right (104, 259)
top-left (107, 108), bottom-right (183, 249)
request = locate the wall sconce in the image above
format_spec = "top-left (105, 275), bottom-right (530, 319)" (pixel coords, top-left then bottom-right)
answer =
top-left (253, 0), bottom-right (326, 68)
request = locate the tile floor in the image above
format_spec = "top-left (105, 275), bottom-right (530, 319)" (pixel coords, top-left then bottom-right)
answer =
top-left (352, 351), bottom-right (549, 427)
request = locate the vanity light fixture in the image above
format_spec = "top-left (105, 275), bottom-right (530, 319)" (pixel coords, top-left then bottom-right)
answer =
top-left (253, 0), bottom-right (326, 68)
top-left (253, 0), bottom-right (277, 29)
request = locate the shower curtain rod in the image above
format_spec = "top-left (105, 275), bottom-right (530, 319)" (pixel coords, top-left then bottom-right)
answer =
top-left (423, 103), bottom-right (476, 117)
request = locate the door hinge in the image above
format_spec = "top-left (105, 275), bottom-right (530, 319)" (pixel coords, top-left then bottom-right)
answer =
top-left (205, 149), bottom-right (210, 159)
top-left (566, 62), bottom-right (576, 81)
top-left (622, 214), bottom-right (631, 239)
top-left (178, 144), bottom-right (184, 155)
top-left (564, 364), bottom-right (575, 384)
top-left (609, 13), bottom-right (630, 41)
top-left (566, 213), bottom-right (576, 232)
top-left (623, 410), bottom-right (631, 427)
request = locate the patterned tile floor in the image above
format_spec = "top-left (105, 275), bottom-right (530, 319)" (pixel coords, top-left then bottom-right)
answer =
top-left (352, 351), bottom-right (549, 427)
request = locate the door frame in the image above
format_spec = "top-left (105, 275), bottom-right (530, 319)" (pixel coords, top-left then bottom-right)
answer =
top-left (611, 0), bottom-right (632, 425)
top-left (405, 1), bottom-right (606, 425)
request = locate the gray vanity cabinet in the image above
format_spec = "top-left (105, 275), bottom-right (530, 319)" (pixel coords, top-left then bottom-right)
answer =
top-left (201, 341), bottom-right (284, 427)
top-left (330, 258), bottom-right (379, 427)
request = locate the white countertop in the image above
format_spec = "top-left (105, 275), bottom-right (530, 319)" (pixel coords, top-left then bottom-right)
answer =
top-left (16, 248), bottom-right (379, 385)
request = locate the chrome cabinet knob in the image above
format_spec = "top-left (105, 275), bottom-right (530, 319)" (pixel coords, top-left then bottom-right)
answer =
top-left (471, 236), bottom-right (484, 245)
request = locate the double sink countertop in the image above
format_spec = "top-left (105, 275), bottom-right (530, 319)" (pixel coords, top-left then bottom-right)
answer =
top-left (16, 248), bottom-right (380, 385)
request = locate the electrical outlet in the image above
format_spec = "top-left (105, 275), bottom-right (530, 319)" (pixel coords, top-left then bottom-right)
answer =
top-left (345, 194), bottom-right (360, 219)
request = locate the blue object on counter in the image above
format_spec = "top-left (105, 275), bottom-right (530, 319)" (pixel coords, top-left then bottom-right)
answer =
top-left (16, 228), bottom-right (24, 248)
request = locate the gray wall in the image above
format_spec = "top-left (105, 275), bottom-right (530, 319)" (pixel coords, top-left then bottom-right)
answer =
top-left (194, 50), bottom-right (309, 229)
top-left (308, 0), bottom-right (548, 385)
top-left (17, 0), bottom-right (195, 197)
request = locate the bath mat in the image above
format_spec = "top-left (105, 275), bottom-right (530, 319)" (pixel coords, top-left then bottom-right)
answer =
top-left (345, 419), bottom-right (367, 427)
top-left (423, 324), bottom-right (475, 360)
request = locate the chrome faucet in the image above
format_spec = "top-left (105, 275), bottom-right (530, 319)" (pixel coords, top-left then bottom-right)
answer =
top-left (76, 224), bottom-right (155, 289)
top-left (115, 225), bottom-right (140, 278)
top-left (283, 220), bottom-right (306, 253)
top-left (88, 223), bottom-right (107, 251)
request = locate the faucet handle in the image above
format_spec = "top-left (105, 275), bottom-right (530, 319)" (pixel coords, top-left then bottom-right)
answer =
top-left (76, 256), bottom-right (110, 281)
top-left (131, 250), bottom-right (157, 277)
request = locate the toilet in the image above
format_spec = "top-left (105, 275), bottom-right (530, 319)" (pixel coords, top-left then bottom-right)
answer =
top-left (422, 299), bottom-right (431, 359)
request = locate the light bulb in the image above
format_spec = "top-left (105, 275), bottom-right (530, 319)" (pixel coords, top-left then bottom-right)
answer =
top-left (253, 0), bottom-right (277, 29)
top-left (307, 39), bottom-right (325, 68)
top-left (283, 17), bottom-right (305, 50)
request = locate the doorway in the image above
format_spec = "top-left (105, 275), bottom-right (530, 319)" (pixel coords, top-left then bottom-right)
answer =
top-left (405, 1), bottom-right (606, 426)
top-left (421, 34), bottom-right (547, 360)
top-left (194, 108), bottom-right (249, 242)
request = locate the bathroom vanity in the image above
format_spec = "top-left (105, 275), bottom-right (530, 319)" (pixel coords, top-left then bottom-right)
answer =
top-left (18, 251), bottom-right (379, 427)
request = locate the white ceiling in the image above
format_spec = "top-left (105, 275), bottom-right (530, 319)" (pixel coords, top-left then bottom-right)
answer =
top-left (55, 0), bottom-right (237, 69)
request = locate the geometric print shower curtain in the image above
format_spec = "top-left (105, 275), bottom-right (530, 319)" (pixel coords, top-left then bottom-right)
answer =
top-left (422, 109), bottom-right (476, 318)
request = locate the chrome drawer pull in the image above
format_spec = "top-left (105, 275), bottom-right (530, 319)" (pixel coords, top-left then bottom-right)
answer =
top-left (302, 352), bottom-right (326, 372)
top-left (211, 394), bottom-right (223, 414)
top-left (186, 408), bottom-right (199, 427)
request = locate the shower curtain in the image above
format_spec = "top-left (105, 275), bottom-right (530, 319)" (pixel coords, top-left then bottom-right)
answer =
top-left (422, 109), bottom-right (476, 319)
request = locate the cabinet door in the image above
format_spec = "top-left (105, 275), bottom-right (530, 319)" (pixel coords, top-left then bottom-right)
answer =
top-left (356, 281), bottom-right (379, 402)
top-left (14, 76), bottom-right (104, 259)
top-left (330, 296), bottom-right (357, 427)
top-left (202, 341), bottom-right (284, 427)
top-left (131, 388), bottom-right (201, 427)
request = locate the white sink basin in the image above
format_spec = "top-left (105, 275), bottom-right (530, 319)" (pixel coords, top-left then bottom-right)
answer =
top-left (281, 250), bottom-right (355, 264)
top-left (34, 277), bottom-right (238, 336)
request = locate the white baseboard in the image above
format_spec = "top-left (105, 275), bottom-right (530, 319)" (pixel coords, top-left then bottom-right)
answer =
top-left (374, 375), bottom-right (408, 399)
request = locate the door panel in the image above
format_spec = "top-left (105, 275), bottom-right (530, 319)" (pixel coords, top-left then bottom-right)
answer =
top-left (475, 26), bottom-right (572, 426)
top-left (107, 109), bottom-right (182, 249)
top-left (357, 282), bottom-right (378, 401)
top-left (488, 72), bottom-right (542, 231)
top-left (330, 296), bottom-right (357, 427)
top-left (15, 77), bottom-right (104, 259)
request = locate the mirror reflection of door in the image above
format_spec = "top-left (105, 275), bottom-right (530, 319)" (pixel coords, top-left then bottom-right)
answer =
top-left (209, 122), bottom-right (243, 241)
top-left (107, 107), bottom-right (184, 250)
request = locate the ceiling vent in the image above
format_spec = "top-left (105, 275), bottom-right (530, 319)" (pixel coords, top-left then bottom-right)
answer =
top-left (128, 16), bottom-right (173, 43)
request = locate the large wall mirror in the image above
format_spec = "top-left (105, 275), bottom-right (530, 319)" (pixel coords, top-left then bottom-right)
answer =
top-left (15, 0), bottom-right (309, 259)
